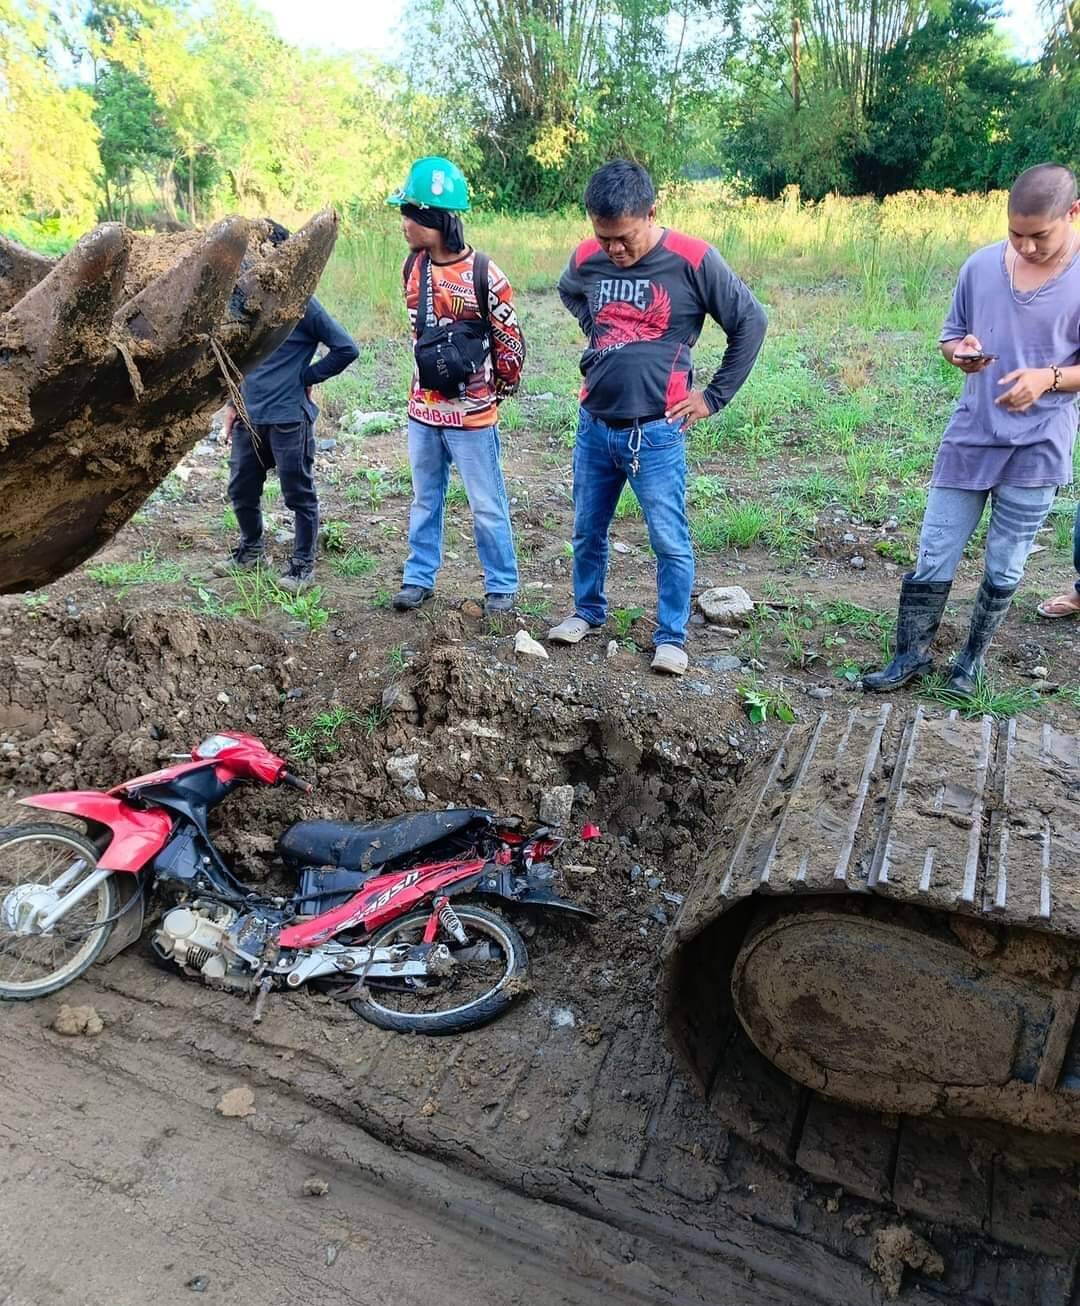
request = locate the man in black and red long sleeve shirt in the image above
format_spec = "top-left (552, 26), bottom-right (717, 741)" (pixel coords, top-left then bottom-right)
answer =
top-left (550, 160), bottom-right (767, 675)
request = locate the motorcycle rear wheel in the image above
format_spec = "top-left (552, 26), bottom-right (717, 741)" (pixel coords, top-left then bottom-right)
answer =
top-left (0, 823), bottom-right (117, 999)
top-left (349, 903), bottom-right (528, 1035)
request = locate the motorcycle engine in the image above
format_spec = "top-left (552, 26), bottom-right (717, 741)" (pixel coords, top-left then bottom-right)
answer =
top-left (154, 903), bottom-right (264, 989)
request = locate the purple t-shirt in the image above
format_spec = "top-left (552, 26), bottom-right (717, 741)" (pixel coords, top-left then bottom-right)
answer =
top-left (933, 241), bottom-right (1080, 490)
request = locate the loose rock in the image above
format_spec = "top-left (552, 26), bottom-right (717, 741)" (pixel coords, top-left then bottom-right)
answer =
top-left (869, 1226), bottom-right (944, 1299)
top-left (514, 630), bottom-right (549, 660)
top-left (302, 1177), bottom-right (330, 1197)
top-left (697, 654), bottom-right (743, 673)
top-left (697, 585), bottom-right (754, 625)
top-left (539, 784), bottom-right (575, 828)
top-left (52, 1004), bottom-right (104, 1037)
top-left (386, 753), bottom-right (420, 788)
top-left (215, 1085), bottom-right (256, 1118)
top-left (382, 683), bottom-right (419, 714)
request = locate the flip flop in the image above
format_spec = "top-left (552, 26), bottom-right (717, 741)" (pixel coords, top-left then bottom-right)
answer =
top-left (1036, 593), bottom-right (1080, 619)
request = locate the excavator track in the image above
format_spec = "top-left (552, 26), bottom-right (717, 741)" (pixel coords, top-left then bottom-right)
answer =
top-left (660, 706), bottom-right (1080, 1136)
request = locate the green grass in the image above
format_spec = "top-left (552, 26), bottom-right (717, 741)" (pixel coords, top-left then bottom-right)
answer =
top-left (920, 671), bottom-right (1040, 719)
top-left (614, 485), bottom-right (642, 519)
top-left (330, 548), bottom-right (378, 578)
top-left (286, 706), bottom-right (362, 764)
top-left (86, 550), bottom-right (184, 594)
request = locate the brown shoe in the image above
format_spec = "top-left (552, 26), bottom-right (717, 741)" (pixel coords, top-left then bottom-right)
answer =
top-left (1037, 591), bottom-right (1080, 619)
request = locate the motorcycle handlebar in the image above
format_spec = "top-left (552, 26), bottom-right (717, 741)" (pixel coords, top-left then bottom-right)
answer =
top-left (280, 770), bottom-right (313, 794)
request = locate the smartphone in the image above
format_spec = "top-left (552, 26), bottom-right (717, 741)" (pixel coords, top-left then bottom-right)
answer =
top-left (954, 350), bottom-right (998, 363)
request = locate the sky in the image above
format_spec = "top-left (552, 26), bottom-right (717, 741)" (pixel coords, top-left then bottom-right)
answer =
top-left (255, 0), bottom-right (1045, 62)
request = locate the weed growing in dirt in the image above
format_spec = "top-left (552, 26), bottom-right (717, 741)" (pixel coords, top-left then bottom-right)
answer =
top-left (833, 657), bottom-right (865, 684)
top-left (1052, 685), bottom-right (1080, 709)
top-left (86, 550), bottom-right (184, 595)
top-left (225, 566), bottom-right (280, 620)
top-left (330, 548), bottom-right (377, 578)
top-left (286, 706), bottom-right (362, 764)
top-left (611, 605), bottom-right (645, 643)
top-left (692, 501), bottom-right (771, 550)
top-left (348, 468), bottom-right (390, 509)
top-left (738, 680), bottom-right (796, 724)
top-left (1049, 500), bottom-right (1078, 554)
top-left (276, 586), bottom-right (334, 633)
top-left (615, 486), bottom-right (642, 519)
top-left (221, 507), bottom-right (239, 532)
top-left (499, 398), bottom-right (524, 432)
top-left (445, 479), bottom-right (469, 508)
top-left (388, 644), bottom-right (408, 673)
top-left (321, 520), bottom-right (350, 553)
top-left (518, 595), bottom-right (552, 617)
top-left (920, 672), bottom-right (1040, 719)
top-left (820, 599), bottom-right (896, 641)
top-left (360, 705), bottom-right (388, 736)
top-left (372, 588), bottom-right (393, 608)
top-left (689, 474), bottom-right (726, 506)
top-left (874, 537), bottom-right (915, 565)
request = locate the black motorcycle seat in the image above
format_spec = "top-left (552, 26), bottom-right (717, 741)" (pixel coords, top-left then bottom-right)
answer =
top-left (279, 808), bottom-right (494, 873)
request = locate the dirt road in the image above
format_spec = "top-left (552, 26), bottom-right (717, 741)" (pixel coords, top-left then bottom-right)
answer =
top-left (1, 988), bottom-right (705, 1306)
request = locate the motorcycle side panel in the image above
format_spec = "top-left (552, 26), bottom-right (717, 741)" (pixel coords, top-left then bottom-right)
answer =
top-left (19, 791), bottom-right (172, 872)
top-left (277, 858), bottom-right (487, 948)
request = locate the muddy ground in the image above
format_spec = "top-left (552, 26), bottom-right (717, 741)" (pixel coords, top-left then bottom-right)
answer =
top-left (2, 379), bottom-right (1080, 1304)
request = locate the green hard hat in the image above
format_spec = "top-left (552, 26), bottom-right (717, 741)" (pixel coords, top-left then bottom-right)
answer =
top-left (386, 156), bottom-right (471, 212)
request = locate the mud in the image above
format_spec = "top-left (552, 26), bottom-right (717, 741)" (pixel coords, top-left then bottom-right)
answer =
top-left (2, 600), bottom-right (1080, 1302)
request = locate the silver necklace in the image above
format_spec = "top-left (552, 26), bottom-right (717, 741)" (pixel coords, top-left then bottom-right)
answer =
top-left (1008, 235), bottom-right (1079, 306)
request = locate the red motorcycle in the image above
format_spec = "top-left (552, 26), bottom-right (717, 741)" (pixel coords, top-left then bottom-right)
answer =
top-left (0, 732), bottom-right (595, 1033)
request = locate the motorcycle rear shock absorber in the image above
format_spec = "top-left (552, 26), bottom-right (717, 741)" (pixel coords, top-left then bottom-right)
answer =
top-left (436, 897), bottom-right (468, 944)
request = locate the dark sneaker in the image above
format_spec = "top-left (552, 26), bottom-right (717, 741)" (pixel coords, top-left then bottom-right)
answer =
top-left (277, 562), bottom-right (314, 593)
top-left (212, 543), bottom-right (265, 577)
top-left (484, 592), bottom-right (516, 615)
top-left (393, 585), bottom-right (433, 611)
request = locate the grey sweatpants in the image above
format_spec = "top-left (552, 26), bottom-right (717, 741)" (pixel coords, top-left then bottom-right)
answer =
top-left (911, 485), bottom-right (1056, 587)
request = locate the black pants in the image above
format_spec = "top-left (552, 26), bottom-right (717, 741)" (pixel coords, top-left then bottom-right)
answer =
top-left (228, 419), bottom-right (319, 565)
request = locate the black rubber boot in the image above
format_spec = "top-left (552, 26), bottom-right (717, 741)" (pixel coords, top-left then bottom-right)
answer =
top-left (944, 578), bottom-right (1017, 697)
top-left (862, 576), bottom-right (951, 692)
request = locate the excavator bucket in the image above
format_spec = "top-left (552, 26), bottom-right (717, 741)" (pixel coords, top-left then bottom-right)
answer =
top-left (659, 705), bottom-right (1080, 1137)
top-left (0, 210), bottom-right (339, 593)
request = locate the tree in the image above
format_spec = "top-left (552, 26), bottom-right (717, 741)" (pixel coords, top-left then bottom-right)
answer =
top-left (0, 0), bottom-right (100, 224)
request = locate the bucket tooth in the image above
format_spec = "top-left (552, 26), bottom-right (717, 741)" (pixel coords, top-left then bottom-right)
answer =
top-left (9, 223), bottom-right (131, 368)
top-left (0, 235), bottom-right (56, 313)
top-left (113, 216), bottom-right (250, 359)
top-left (228, 208), bottom-right (339, 369)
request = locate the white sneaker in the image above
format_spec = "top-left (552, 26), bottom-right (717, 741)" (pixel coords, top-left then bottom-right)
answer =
top-left (547, 615), bottom-right (602, 645)
top-left (651, 644), bottom-right (688, 676)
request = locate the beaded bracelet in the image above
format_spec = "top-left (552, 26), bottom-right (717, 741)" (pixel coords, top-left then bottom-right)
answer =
top-left (1050, 366), bottom-right (1063, 393)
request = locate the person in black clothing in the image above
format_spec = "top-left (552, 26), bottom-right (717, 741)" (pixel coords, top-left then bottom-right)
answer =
top-left (220, 221), bottom-right (358, 592)
top-left (549, 161), bottom-right (767, 676)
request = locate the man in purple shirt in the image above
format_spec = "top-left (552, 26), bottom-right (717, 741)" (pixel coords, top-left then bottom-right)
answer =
top-left (865, 163), bottom-right (1080, 696)
top-left (548, 160), bottom-right (767, 676)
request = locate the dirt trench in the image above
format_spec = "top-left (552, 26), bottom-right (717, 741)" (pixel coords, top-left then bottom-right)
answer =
top-left (1, 602), bottom-right (1079, 1305)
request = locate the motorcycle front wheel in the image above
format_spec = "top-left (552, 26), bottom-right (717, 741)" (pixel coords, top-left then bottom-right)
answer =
top-left (0, 823), bottom-right (117, 1000)
top-left (348, 903), bottom-right (528, 1035)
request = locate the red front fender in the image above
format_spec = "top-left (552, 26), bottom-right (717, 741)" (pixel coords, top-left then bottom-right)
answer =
top-left (18, 792), bottom-right (172, 873)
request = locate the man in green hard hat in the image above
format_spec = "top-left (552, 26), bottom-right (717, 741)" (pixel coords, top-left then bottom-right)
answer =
top-left (386, 156), bottom-right (526, 615)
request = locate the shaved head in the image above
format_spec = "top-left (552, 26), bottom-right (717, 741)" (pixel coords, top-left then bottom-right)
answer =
top-left (1009, 164), bottom-right (1078, 219)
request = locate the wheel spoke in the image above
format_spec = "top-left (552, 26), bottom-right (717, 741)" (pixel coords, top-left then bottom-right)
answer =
top-left (0, 827), bottom-right (112, 996)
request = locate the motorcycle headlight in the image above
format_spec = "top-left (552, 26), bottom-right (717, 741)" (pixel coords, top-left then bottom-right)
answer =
top-left (194, 734), bottom-right (235, 760)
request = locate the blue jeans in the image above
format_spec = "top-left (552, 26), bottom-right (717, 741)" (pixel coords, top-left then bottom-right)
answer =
top-left (571, 410), bottom-right (694, 648)
top-left (911, 484), bottom-right (1056, 588)
top-left (402, 419), bottom-right (518, 594)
